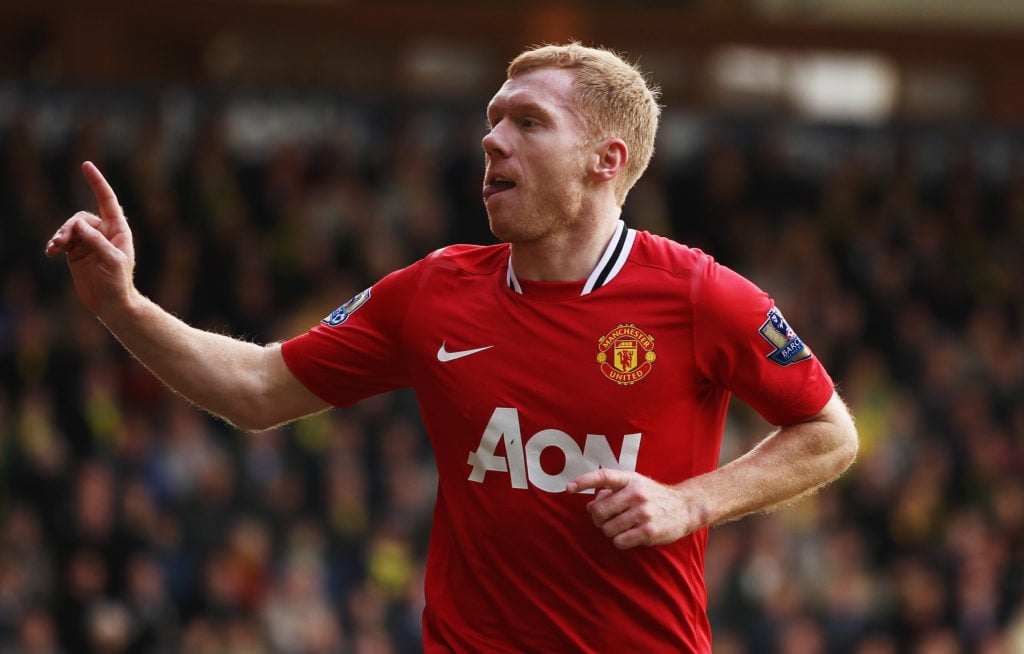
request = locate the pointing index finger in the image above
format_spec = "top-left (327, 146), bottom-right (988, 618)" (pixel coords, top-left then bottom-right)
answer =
top-left (82, 161), bottom-right (122, 220)
top-left (566, 468), bottom-right (630, 494)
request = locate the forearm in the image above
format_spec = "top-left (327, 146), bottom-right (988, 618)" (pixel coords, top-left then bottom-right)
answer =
top-left (99, 291), bottom-right (293, 430)
top-left (47, 163), bottom-right (324, 430)
top-left (686, 392), bottom-right (858, 528)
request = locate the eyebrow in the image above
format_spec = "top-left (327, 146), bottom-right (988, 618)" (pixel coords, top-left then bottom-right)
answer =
top-left (487, 96), bottom-right (557, 125)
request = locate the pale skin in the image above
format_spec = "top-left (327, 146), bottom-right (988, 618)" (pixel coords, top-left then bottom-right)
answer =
top-left (482, 68), bottom-right (627, 281)
top-left (46, 66), bottom-right (857, 551)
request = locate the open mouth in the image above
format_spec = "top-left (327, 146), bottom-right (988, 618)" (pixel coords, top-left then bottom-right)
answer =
top-left (483, 177), bottom-right (516, 201)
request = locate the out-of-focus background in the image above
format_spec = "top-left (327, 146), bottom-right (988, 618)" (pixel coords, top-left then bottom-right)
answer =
top-left (2, 1), bottom-right (1023, 652)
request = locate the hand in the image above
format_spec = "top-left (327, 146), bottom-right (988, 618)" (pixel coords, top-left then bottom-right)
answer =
top-left (45, 162), bottom-right (137, 317)
top-left (567, 469), bottom-right (703, 550)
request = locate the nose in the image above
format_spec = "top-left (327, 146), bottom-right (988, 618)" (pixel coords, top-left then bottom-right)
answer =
top-left (481, 125), bottom-right (507, 158)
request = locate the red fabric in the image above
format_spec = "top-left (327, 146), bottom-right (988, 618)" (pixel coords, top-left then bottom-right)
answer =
top-left (282, 230), bottom-right (834, 653)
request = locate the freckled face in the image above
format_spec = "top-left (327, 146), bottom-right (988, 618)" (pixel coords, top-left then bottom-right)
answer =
top-left (481, 68), bottom-right (590, 244)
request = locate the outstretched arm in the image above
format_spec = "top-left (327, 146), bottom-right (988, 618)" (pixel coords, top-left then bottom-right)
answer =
top-left (567, 391), bottom-right (857, 549)
top-left (46, 162), bottom-right (329, 431)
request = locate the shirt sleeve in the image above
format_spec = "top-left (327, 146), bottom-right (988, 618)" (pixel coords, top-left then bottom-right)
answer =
top-left (692, 257), bottom-right (834, 426)
top-left (280, 259), bottom-right (425, 408)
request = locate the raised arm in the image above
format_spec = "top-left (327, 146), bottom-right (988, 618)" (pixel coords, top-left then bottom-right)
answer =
top-left (45, 162), bottom-right (329, 431)
top-left (567, 390), bottom-right (858, 549)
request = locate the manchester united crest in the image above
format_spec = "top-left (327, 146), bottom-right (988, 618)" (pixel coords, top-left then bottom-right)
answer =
top-left (596, 324), bottom-right (656, 385)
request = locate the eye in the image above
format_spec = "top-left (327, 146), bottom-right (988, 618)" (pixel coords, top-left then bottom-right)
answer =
top-left (520, 118), bottom-right (538, 128)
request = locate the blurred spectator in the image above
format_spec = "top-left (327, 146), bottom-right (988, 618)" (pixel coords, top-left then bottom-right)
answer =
top-left (123, 552), bottom-right (179, 654)
top-left (7, 604), bottom-right (64, 654)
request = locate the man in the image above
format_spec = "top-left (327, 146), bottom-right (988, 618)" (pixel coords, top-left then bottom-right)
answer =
top-left (47, 43), bottom-right (857, 653)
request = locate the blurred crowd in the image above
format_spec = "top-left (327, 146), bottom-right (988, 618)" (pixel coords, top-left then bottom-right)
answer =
top-left (0, 85), bottom-right (1023, 653)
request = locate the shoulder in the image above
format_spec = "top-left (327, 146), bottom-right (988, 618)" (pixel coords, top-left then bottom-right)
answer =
top-left (378, 243), bottom-right (507, 297)
top-left (422, 243), bottom-right (510, 276)
top-left (628, 229), bottom-right (716, 277)
top-left (626, 230), bottom-right (765, 305)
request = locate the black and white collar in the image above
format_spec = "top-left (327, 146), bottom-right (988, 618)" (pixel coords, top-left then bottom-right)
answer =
top-left (506, 220), bottom-right (637, 296)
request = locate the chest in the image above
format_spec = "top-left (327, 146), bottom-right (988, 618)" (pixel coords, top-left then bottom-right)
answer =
top-left (408, 284), bottom-right (700, 431)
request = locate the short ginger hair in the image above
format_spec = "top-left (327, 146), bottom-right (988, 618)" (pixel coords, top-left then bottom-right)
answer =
top-left (507, 42), bottom-right (662, 206)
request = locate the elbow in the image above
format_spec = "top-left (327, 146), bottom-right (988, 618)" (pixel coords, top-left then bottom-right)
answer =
top-left (840, 433), bottom-right (859, 474)
top-left (208, 410), bottom-right (271, 434)
top-left (222, 399), bottom-right (325, 433)
top-left (229, 417), bottom-right (276, 434)
top-left (212, 401), bottom-right (287, 433)
top-left (831, 421), bottom-right (860, 477)
top-left (226, 410), bottom-right (290, 433)
top-left (819, 391), bottom-right (860, 478)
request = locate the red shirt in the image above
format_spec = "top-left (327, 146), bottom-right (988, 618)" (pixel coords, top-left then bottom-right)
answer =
top-left (282, 222), bottom-right (835, 653)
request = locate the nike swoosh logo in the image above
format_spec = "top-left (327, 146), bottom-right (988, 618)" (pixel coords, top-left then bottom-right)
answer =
top-left (437, 341), bottom-right (494, 362)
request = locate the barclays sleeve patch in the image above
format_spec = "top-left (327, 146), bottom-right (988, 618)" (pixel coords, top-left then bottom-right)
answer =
top-left (758, 307), bottom-right (812, 366)
top-left (322, 288), bottom-right (372, 327)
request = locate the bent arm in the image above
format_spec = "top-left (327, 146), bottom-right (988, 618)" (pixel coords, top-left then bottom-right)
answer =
top-left (46, 162), bottom-right (328, 431)
top-left (102, 293), bottom-right (329, 431)
top-left (689, 390), bottom-right (858, 528)
top-left (570, 390), bottom-right (858, 549)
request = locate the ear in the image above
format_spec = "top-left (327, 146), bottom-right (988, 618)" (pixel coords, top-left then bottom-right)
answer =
top-left (588, 138), bottom-right (628, 183)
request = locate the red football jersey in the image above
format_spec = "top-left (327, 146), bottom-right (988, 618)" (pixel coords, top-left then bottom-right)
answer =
top-left (281, 221), bottom-right (835, 653)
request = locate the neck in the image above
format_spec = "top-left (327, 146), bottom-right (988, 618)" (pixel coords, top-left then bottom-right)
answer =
top-left (509, 210), bottom-right (622, 282)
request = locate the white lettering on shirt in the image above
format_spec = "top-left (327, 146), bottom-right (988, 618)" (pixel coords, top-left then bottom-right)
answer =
top-left (467, 407), bottom-right (642, 493)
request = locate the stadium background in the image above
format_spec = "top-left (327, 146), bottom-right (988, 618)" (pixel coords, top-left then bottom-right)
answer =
top-left (2, 1), bottom-right (1024, 652)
